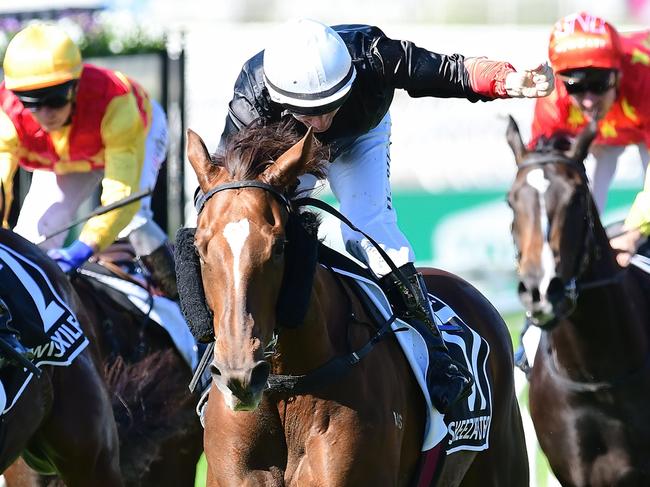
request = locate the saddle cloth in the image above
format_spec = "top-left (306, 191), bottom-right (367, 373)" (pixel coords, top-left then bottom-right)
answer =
top-left (0, 243), bottom-right (89, 414)
top-left (332, 266), bottom-right (493, 454)
top-left (78, 267), bottom-right (198, 371)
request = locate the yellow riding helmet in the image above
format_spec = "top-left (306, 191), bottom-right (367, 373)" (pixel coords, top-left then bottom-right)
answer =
top-left (3, 23), bottom-right (82, 91)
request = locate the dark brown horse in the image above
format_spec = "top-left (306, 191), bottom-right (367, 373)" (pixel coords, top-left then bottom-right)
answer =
top-left (506, 117), bottom-right (650, 486)
top-left (0, 229), bottom-right (122, 486)
top-left (3, 244), bottom-right (203, 487)
top-left (187, 121), bottom-right (527, 486)
top-left (72, 252), bottom-right (204, 486)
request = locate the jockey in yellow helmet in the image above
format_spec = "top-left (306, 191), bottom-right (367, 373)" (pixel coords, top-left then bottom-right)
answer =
top-left (0, 23), bottom-right (178, 297)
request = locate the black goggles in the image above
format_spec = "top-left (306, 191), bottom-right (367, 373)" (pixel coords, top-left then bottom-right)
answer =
top-left (284, 90), bottom-right (351, 117)
top-left (561, 70), bottom-right (617, 95)
top-left (14, 81), bottom-right (76, 111)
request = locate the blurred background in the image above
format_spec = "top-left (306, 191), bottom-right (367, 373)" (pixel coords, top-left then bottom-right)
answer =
top-left (0, 1), bottom-right (647, 485)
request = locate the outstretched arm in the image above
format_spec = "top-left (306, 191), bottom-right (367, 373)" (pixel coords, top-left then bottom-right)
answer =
top-left (373, 34), bottom-right (553, 101)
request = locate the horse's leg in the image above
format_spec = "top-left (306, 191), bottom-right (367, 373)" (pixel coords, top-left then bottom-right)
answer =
top-left (140, 431), bottom-right (204, 487)
top-left (0, 376), bottom-right (51, 473)
top-left (204, 386), bottom-right (286, 487)
top-left (31, 353), bottom-right (122, 487)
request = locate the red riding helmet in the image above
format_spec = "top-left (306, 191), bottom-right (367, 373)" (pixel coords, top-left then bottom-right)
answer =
top-left (549, 12), bottom-right (622, 73)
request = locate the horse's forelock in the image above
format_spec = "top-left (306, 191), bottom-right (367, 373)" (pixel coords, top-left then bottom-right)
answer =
top-left (535, 132), bottom-right (574, 154)
top-left (217, 120), bottom-right (329, 191)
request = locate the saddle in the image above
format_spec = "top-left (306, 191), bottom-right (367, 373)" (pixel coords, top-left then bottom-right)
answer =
top-left (75, 241), bottom-right (198, 371)
top-left (86, 240), bottom-right (164, 297)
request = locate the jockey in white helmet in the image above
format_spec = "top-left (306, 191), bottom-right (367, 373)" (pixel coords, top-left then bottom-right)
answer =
top-left (215, 18), bottom-right (553, 413)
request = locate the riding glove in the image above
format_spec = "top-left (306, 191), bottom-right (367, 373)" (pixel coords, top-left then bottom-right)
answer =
top-left (47, 240), bottom-right (94, 273)
top-left (505, 62), bottom-right (554, 98)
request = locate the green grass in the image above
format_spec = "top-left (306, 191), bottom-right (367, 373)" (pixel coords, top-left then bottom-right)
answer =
top-left (195, 454), bottom-right (207, 487)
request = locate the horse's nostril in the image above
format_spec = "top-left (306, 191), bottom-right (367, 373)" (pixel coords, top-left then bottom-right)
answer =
top-left (249, 361), bottom-right (270, 391)
top-left (531, 288), bottom-right (541, 303)
top-left (517, 281), bottom-right (527, 295)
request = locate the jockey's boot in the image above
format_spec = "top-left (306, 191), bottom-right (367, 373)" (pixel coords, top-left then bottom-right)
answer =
top-left (141, 244), bottom-right (179, 300)
top-left (0, 297), bottom-right (35, 370)
top-left (379, 263), bottom-right (474, 414)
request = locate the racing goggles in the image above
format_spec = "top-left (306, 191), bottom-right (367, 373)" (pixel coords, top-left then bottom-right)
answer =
top-left (13, 81), bottom-right (76, 111)
top-left (560, 69), bottom-right (618, 96)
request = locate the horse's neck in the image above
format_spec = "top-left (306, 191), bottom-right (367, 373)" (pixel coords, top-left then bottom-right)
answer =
top-left (551, 271), bottom-right (649, 380)
top-left (272, 267), bottom-right (343, 375)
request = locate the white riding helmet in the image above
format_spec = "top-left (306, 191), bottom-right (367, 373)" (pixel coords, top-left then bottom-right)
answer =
top-left (263, 19), bottom-right (356, 115)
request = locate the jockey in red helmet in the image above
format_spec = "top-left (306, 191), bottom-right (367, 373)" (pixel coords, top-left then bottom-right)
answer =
top-left (531, 12), bottom-right (650, 267)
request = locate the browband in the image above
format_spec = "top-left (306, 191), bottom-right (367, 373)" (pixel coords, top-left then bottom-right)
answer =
top-left (194, 181), bottom-right (291, 215)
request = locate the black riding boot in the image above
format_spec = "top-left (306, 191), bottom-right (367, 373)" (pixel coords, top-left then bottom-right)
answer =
top-left (0, 298), bottom-right (34, 370)
top-left (380, 263), bottom-right (474, 413)
top-left (141, 244), bottom-right (179, 300)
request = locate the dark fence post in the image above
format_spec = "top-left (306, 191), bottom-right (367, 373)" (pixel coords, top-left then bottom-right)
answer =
top-left (152, 32), bottom-right (186, 237)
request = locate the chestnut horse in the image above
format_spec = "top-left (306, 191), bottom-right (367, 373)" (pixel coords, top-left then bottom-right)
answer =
top-left (0, 229), bottom-right (122, 486)
top-left (187, 121), bottom-right (527, 486)
top-left (506, 117), bottom-right (650, 486)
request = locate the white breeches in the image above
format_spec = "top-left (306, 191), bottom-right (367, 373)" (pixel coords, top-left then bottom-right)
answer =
top-left (14, 100), bottom-right (169, 255)
top-left (298, 112), bottom-right (414, 277)
top-left (585, 143), bottom-right (650, 213)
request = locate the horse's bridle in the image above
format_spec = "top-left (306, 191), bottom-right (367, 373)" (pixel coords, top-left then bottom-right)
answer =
top-left (193, 179), bottom-right (409, 395)
top-left (516, 154), bottom-right (624, 326)
top-left (194, 180), bottom-right (292, 215)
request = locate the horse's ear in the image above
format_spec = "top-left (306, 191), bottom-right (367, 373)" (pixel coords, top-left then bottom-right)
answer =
top-left (506, 115), bottom-right (528, 165)
top-left (568, 120), bottom-right (598, 163)
top-left (187, 129), bottom-right (221, 192)
top-left (262, 127), bottom-right (314, 187)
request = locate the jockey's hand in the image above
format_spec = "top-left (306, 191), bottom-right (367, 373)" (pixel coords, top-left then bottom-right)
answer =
top-left (47, 240), bottom-right (94, 273)
top-left (505, 63), bottom-right (554, 98)
top-left (609, 227), bottom-right (642, 267)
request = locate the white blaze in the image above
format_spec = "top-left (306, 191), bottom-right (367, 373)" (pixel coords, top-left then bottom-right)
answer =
top-left (526, 169), bottom-right (555, 294)
top-left (223, 219), bottom-right (250, 292)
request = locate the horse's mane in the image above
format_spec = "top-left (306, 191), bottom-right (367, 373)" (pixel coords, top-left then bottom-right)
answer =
top-left (213, 118), bottom-right (330, 194)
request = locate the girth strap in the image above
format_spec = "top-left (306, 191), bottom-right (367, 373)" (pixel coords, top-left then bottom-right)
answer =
top-left (266, 313), bottom-right (399, 395)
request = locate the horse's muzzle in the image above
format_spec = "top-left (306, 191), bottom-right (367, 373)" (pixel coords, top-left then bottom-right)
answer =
top-left (210, 360), bottom-right (270, 411)
top-left (517, 280), bottom-right (555, 328)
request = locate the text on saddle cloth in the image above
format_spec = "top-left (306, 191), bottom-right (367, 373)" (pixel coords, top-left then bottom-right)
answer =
top-left (0, 243), bottom-right (89, 414)
top-left (332, 266), bottom-right (493, 454)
